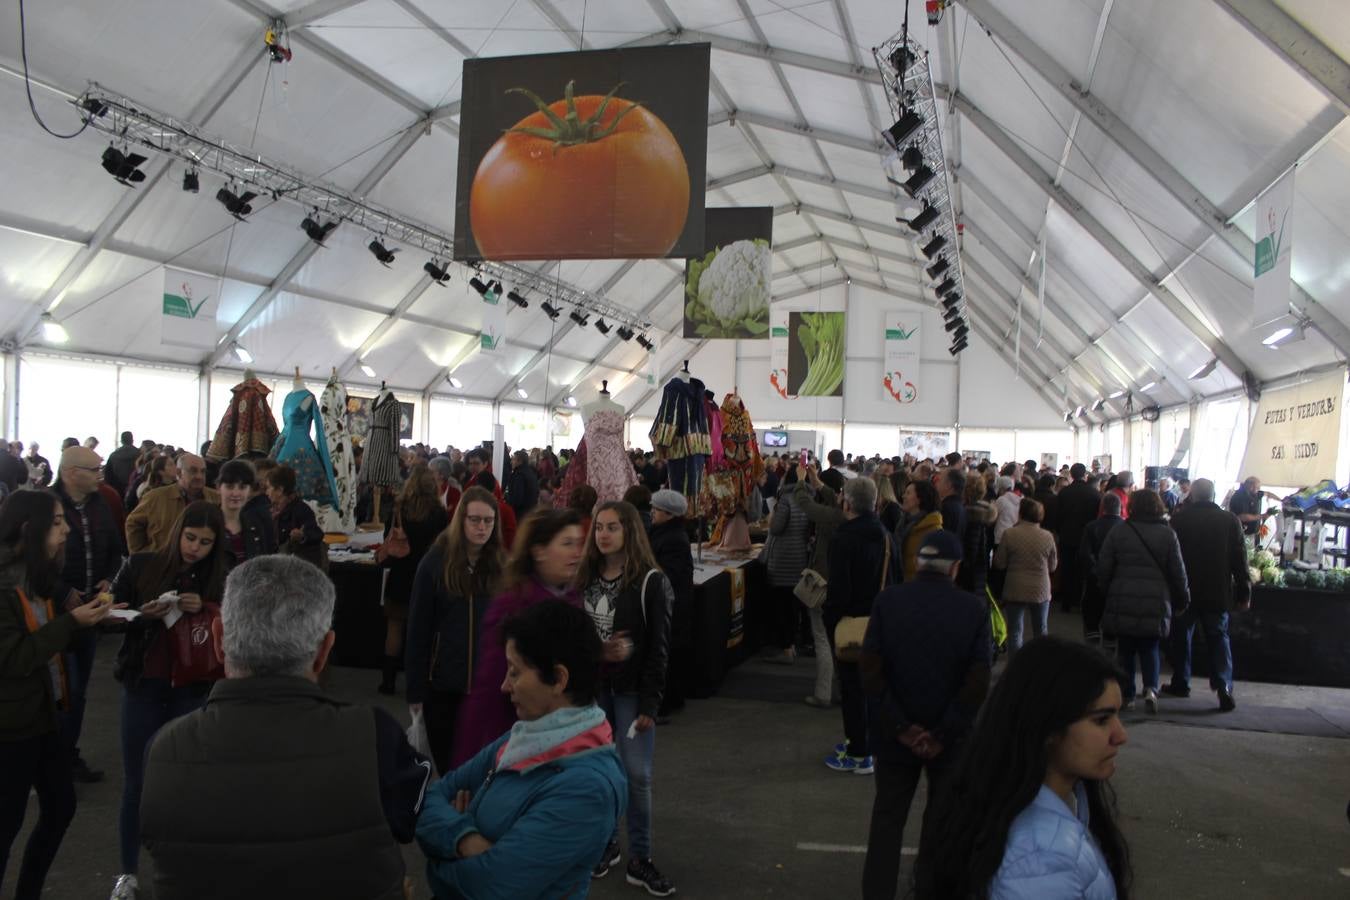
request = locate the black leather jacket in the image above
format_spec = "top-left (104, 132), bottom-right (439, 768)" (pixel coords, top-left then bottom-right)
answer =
top-left (598, 569), bottom-right (674, 719)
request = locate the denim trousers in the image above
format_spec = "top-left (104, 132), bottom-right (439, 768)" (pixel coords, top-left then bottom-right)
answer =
top-left (0, 730), bottom-right (76, 900)
top-left (1005, 602), bottom-right (1050, 651)
top-left (63, 629), bottom-right (98, 761)
top-left (598, 689), bottom-right (655, 859)
top-left (119, 678), bottom-right (209, 873)
top-left (1117, 635), bottom-right (1161, 700)
top-left (1170, 610), bottom-right (1233, 693)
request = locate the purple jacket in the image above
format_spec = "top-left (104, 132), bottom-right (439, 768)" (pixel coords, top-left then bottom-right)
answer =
top-left (449, 578), bottom-right (582, 768)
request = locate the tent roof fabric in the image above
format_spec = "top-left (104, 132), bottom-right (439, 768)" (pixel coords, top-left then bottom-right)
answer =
top-left (2, 0), bottom-right (1347, 420)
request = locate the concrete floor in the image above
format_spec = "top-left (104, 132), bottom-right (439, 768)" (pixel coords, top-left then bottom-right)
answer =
top-left (11, 615), bottom-right (1350, 899)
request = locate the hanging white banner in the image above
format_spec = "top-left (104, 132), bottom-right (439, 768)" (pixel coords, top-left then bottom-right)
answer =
top-left (160, 267), bottom-right (219, 349)
top-left (1239, 367), bottom-right (1343, 487)
top-left (479, 291), bottom-right (507, 352)
top-left (769, 307), bottom-right (792, 399)
top-left (882, 313), bottom-right (922, 405)
top-left (1253, 167), bottom-right (1296, 326)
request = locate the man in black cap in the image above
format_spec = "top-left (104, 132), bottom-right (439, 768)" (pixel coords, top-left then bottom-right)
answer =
top-left (859, 530), bottom-right (993, 900)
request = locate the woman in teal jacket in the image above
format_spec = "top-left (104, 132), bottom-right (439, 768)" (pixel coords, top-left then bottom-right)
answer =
top-left (416, 600), bottom-right (626, 900)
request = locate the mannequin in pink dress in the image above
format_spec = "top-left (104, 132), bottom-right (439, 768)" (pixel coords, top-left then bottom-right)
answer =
top-left (554, 382), bottom-right (638, 511)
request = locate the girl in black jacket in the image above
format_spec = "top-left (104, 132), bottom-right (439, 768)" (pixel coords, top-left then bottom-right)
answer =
top-left (216, 459), bottom-right (278, 569)
top-left (110, 501), bottom-right (228, 899)
top-left (378, 465), bottom-right (450, 696)
top-left (576, 500), bottom-right (675, 895)
top-left (265, 465), bottom-right (325, 570)
top-left (404, 486), bottom-right (504, 774)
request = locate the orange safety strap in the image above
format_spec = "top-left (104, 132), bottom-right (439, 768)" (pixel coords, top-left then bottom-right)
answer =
top-left (15, 588), bottom-right (71, 711)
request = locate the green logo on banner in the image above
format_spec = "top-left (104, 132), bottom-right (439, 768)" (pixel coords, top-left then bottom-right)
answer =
top-left (771, 326), bottom-right (788, 338)
top-left (163, 292), bottom-right (209, 319)
top-left (886, 327), bottom-right (916, 340)
top-left (480, 333), bottom-right (499, 350)
top-left (1254, 209), bottom-right (1288, 278)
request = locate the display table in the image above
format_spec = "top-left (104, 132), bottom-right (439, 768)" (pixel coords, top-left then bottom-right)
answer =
top-left (1190, 585), bottom-right (1350, 688)
top-left (329, 557), bottom-right (386, 669)
top-left (685, 546), bottom-right (765, 698)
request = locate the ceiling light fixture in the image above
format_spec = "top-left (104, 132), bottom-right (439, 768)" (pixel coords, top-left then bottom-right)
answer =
top-left (636, 334), bottom-right (655, 351)
top-left (921, 233), bottom-right (947, 259)
top-left (469, 276), bottom-right (489, 295)
top-left (883, 109), bottom-right (923, 150)
top-left (301, 213), bottom-right (338, 246)
top-left (423, 260), bottom-right (451, 286)
top-left (1188, 358), bottom-right (1217, 380)
top-left (515, 387), bottom-right (529, 400)
top-left (900, 144), bottom-right (924, 171)
top-left (904, 201), bottom-right (939, 231)
top-left (1092, 398), bottom-right (1107, 412)
top-left (230, 341), bottom-right (253, 364)
top-left (101, 145), bottom-right (148, 186)
top-left (942, 304), bottom-right (962, 322)
top-left (1262, 323), bottom-right (1305, 348)
top-left (595, 318), bottom-right (611, 335)
top-left (360, 363), bottom-right (377, 378)
top-left (901, 164), bottom-right (936, 198)
top-left (889, 45), bottom-right (916, 76)
top-left (616, 325), bottom-right (634, 342)
top-left (541, 301), bottom-right (561, 320)
top-left (940, 292), bottom-right (962, 311)
top-left (182, 169), bottom-right (199, 193)
top-left (933, 276), bottom-right (957, 297)
top-left (569, 309), bottom-right (589, 327)
top-left (1108, 389), bottom-right (1127, 400)
top-left (507, 290), bottom-right (528, 309)
top-left (926, 258), bottom-right (949, 280)
top-left (215, 186), bottom-right (257, 220)
top-left (944, 317), bottom-right (966, 333)
top-left (1139, 381), bottom-right (1157, 392)
top-left (367, 239), bottom-right (398, 267)
top-left (565, 396), bottom-right (578, 408)
top-left (40, 313), bottom-right (68, 344)
top-left (446, 376), bottom-right (463, 389)
top-left (486, 280), bottom-right (503, 300)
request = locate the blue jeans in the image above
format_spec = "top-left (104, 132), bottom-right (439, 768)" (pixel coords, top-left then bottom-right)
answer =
top-left (1005, 602), bottom-right (1049, 651)
top-left (119, 678), bottom-right (209, 873)
top-left (598, 689), bottom-right (654, 859)
top-left (1117, 636), bottom-right (1161, 701)
top-left (62, 629), bottom-right (98, 762)
top-left (1170, 610), bottom-right (1233, 693)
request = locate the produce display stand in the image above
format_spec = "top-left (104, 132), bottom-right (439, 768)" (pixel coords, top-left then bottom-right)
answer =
top-left (1275, 506), bottom-right (1350, 569)
top-left (1190, 585), bottom-right (1350, 689)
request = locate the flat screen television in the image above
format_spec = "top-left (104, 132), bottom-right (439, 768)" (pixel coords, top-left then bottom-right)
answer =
top-left (763, 430), bottom-right (788, 448)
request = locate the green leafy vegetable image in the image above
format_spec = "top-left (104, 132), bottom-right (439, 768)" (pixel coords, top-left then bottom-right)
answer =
top-left (792, 311), bottom-right (845, 396)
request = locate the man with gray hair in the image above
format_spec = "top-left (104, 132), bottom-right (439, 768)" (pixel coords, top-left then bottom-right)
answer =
top-left (1166, 478), bottom-right (1249, 711)
top-left (859, 530), bottom-right (992, 899)
top-left (138, 556), bottom-right (431, 899)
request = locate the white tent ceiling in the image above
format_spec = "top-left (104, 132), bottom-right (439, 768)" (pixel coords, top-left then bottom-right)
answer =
top-left (1, 0), bottom-right (1347, 423)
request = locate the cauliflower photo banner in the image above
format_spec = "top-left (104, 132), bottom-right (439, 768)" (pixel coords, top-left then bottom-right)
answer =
top-left (684, 207), bottom-right (774, 340)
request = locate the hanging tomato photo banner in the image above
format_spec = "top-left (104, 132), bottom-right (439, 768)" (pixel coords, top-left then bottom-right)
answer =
top-left (882, 314), bottom-right (922, 405)
top-left (453, 44), bottom-right (710, 261)
top-left (684, 207), bottom-right (773, 339)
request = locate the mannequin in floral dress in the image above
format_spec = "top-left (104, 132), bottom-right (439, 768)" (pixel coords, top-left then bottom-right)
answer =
top-left (555, 382), bottom-right (637, 512)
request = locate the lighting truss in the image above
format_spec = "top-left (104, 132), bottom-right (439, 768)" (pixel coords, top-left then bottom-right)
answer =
top-left (73, 84), bottom-right (655, 332)
top-left (874, 33), bottom-right (966, 322)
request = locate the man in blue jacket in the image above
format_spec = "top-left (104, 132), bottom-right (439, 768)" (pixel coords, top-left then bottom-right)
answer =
top-left (860, 530), bottom-right (993, 900)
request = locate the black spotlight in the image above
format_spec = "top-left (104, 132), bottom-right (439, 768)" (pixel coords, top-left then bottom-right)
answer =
top-left (948, 340), bottom-right (968, 356)
top-left (301, 214), bottom-right (338, 246)
top-left (921, 233), bottom-right (947, 259)
top-left (507, 290), bottom-right (528, 309)
top-left (902, 164), bottom-right (935, 197)
top-left (368, 240), bottom-right (398, 267)
top-left (904, 201), bottom-right (939, 231)
top-left (941, 292), bottom-right (962, 310)
top-left (889, 44), bottom-right (916, 75)
top-left (80, 97), bottom-right (108, 118)
top-left (487, 280), bottom-right (503, 299)
top-left (883, 109), bottom-right (923, 150)
top-left (101, 146), bottom-right (147, 186)
top-left (595, 318), bottom-right (612, 335)
top-left (541, 301), bottom-right (561, 320)
top-left (952, 330), bottom-right (969, 345)
top-left (182, 169), bottom-right (199, 193)
top-left (934, 276), bottom-right (957, 297)
top-left (926, 257), bottom-right (949, 280)
top-left (569, 309), bottom-right (589, 327)
top-left (616, 325), bottom-right (634, 342)
top-left (215, 186), bottom-right (257, 220)
top-left (423, 259), bottom-right (451, 285)
top-left (901, 144), bottom-right (924, 171)
top-left (468, 276), bottom-right (489, 296)
top-left (944, 316), bottom-right (965, 333)
top-left (636, 334), bottom-right (655, 351)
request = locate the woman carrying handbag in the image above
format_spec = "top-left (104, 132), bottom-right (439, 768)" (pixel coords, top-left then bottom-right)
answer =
top-left (377, 465), bottom-right (449, 696)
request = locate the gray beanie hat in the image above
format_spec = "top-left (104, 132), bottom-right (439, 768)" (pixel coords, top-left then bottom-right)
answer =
top-left (651, 489), bottom-right (688, 517)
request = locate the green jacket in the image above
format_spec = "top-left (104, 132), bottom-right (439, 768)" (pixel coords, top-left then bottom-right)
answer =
top-left (0, 547), bottom-right (79, 742)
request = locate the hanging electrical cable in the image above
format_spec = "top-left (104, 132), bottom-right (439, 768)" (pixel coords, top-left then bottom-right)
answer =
top-left (17, 0), bottom-right (92, 139)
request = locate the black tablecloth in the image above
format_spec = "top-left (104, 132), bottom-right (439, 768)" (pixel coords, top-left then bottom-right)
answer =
top-left (684, 560), bottom-right (768, 698)
top-left (329, 559), bottom-right (385, 669)
top-left (1190, 585), bottom-right (1350, 688)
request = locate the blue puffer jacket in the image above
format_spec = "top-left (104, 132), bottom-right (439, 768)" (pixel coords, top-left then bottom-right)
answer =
top-left (417, 706), bottom-right (627, 899)
top-left (990, 783), bottom-right (1117, 900)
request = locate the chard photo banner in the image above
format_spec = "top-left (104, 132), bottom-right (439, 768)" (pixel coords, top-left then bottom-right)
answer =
top-left (160, 267), bottom-right (219, 349)
top-left (769, 308), bottom-right (792, 399)
top-left (1239, 367), bottom-right (1344, 487)
top-left (882, 314), bottom-right (922, 404)
top-left (787, 312), bottom-right (845, 397)
top-left (1253, 167), bottom-right (1295, 326)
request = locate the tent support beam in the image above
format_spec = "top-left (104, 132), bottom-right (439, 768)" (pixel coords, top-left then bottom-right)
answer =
top-left (334, 274), bottom-right (435, 381)
top-left (1212, 0), bottom-right (1350, 116)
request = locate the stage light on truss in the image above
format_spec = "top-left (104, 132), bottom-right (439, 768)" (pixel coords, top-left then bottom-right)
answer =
top-left (507, 290), bottom-right (528, 309)
top-left (942, 304), bottom-right (962, 323)
top-left (569, 309), bottom-right (589, 327)
top-left (944, 316), bottom-right (965, 333)
top-left (423, 260), bottom-right (451, 286)
top-left (469, 276), bottom-right (489, 296)
top-left (883, 109), bottom-right (923, 150)
top-left (595, 318), bottom-right (611, 335)
top-left (101, 145), bottom-right (147, 186)
top-left (541, 301), bottom-right (561, 320)
top-left (182, 169), bottom-right (199, 193)
top-left (368, 239), bottom-right (398, 267)
top-left (889, 44), bottom-right (917, 76)
top-left (636, 334), bottom-right (655, 351)
top-left (301, 213), bottom-right (338, 246)
top-left (940, 291), bottom-right (962, 310)
top-left (616, 326), bottom-right (634, 342)
top-left (901, 144), bottom-right (924, 171)
top-left (933, 276), bottom-right (957, 297)
top-left (904, 201), bottom-right (939, 232)
top-left (926, 257), bottom-right (949, 280)
top-left (215, 186), bottom-right (257, 220)
top-left (921, 233), bottom-right (947, 260)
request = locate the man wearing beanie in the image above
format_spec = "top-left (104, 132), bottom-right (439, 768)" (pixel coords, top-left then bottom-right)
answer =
top-left (858, 530), bottom-right (993, 900)
top-left (648, 490), bottom-right (694, 719)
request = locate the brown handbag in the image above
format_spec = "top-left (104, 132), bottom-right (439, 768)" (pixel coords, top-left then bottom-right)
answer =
top-left (833, 531), bottom-right (891, 663)
top-left (376, 506), bottom-right (410, 563)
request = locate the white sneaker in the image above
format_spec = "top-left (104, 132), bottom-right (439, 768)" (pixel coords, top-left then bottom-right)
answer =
top-left (110, 874), bottom-right (139, 900)
top-left (1144, 690), bottom-right (1158, 715)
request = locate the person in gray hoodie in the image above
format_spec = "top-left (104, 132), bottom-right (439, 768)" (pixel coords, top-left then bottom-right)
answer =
top-left (763, 470), bottom-right (812, 665)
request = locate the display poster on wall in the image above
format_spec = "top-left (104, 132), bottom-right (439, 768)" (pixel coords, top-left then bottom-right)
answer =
top-left (160, 267), bottom-right (219, 349)
top-left (1040, 453), bottom-right (1059, 471)
top-left (479, 289), bottom-right (507, 352)
top-left (453, 44), bottom-right (710, 261)
top-left (787, 312), bottom-right (845, 397)
top-left (683, 207), bottom-right (773, 339)
top-left (769, 308), bottom-right (792, 399)
top-left (1092, 454), bottom-right (1112, 473)
top-left (1253, 166), bottom-right (1296, 326)
top-left (967, 450), bottom-right (992, 463)
top-left (348, 396), bottom-right (415, 443)
top-left (900, 429), bottom-right (950, 460)
top-left (882, 313), bottom-right (922, 404)
top-left (1239, 367), bottom-right (1344, 487)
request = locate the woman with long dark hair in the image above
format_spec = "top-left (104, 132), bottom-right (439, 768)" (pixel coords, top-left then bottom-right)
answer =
top-left (109, 501), bottom-right (228, 900)
top-left (378, 465), bottom-right (449, 695)
top-left (215, 459), bottom-right (277, 569)
top-left (576, 501), bottom-right (675, 894)
top-left (405, 486), bottom-right (505, 773)
top-left (0, 491), bottom-right (119, 899)
top-left (915, 637), bottom-right (1131, 899)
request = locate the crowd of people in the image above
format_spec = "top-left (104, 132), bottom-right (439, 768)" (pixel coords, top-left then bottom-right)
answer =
top-left (0, 430), bottom-right (1266, 898)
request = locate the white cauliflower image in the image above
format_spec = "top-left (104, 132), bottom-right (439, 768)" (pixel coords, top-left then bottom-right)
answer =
top-left (685, 238), bottom-right (772, 338)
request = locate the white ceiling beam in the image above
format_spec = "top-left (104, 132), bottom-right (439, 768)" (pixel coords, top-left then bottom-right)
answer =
top-left (679, 29), bottom-right (883, 87)
top-left (287, 0), bottom-right (368, 28)
top-left (389, 0), bottom-right (477, 58)
top-left (334, 273), bottom-right (435, 380)
top-left (1212, 0), bottom-right (1350, 116)
top-left (730, 110), bottom-right (881, 155)
top-left (205, 121), bottom-right (428, 367)
top-left (707, 166), bottom-right (771, 190)
top-left (530, 0), bottom-right (590, 50)
top-left (951, 91), bottom-right (1256, 393)
top-left (624, 339), bottom-right (710, 415)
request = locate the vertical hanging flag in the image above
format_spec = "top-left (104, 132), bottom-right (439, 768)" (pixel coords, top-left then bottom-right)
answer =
top-left (1254, 167), bottom-right (1296, 326)
top-left (479, 289), bottom-right (507, 352)
top-left (1036, 235), bottom-right (1046, 348)
top-left (160, 267), bottom-right (219, 349)
top-left (644, 336), bottom-right (661, 388)
top-left (882, 314), bottom-right (922, 404)
top-left (769, 307), bottom-right (792, 399)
